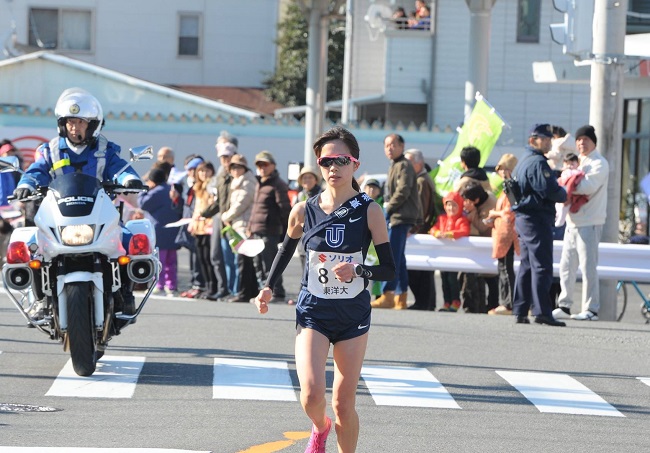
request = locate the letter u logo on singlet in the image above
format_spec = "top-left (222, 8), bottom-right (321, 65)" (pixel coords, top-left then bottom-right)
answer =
top-left (325, 224), bottom-right (345, 248)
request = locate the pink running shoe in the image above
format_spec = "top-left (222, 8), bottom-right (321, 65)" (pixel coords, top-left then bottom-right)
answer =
top-left (305, 416), bottom-right (332, 453)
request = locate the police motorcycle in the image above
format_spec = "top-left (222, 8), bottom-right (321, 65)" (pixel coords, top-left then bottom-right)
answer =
top-left (0, 146), bottom-right (160, 376)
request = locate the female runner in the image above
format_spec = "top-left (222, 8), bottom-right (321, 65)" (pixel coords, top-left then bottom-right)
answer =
top-left (254, 126), bottom-right (395, 453)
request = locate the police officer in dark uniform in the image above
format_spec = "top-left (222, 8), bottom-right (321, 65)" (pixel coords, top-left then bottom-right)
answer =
top-left (512, 124), bottom-right (567, 326)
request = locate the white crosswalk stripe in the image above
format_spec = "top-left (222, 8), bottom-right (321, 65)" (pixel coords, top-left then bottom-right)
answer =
top-left (361, 365), bottom-right (460, 408)
top-left (45, 356), bottom-right (146, 398)
top-left (7, 353), bottom-right (644, 418)
top-left (496, 370), bottom-right (625, 417)
top-left (212, 358), bottom-right (297, 401)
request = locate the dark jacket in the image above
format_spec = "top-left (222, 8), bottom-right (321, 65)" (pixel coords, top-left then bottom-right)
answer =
top-left (512, 146), bottom-right (567, 216)
top-left (248, 169), bottom-right (291, 236)
top-left (385, 154), bottom-right (422, 227)
top-left (138, 182), bottom-right (182, 249)
top-left (216, 167), bottom-right (232, 213)
top-left (412, 169), bottom-right (437, 234)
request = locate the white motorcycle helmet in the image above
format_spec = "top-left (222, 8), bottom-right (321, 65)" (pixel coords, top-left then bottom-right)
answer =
top-left (54, 88), bottom-right (104, 145)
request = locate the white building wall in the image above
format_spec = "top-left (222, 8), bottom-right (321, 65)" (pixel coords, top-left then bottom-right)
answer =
top-left (433, 0), bottom-right (590, 141)
top-left (0, 0), bottom-right (278, 87)
top-left (351, 0), bottom-right (386, 99)
top-left (384, 32), bottom-right (433, 104)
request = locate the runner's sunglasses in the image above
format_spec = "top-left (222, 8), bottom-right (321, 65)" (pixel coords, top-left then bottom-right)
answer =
top-left (316, 154), bottom-right (359, 168)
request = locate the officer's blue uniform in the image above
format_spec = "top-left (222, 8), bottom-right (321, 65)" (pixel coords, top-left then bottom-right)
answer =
top-left (512, 145), bottom-right (567, 318)
top-left (296, 193), bottom-right (373, 343)
top-left (16, 136), bottom-right (139, 190)
top-left (16, 136), bottom-right (141, 250)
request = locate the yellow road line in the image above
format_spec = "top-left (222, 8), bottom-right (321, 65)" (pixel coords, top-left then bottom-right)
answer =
top-left (238, 431), bottom-right (311, 453)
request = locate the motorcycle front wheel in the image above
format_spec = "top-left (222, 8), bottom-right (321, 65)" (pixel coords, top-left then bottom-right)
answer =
top-left (66, 282), bottom-right (97, 376)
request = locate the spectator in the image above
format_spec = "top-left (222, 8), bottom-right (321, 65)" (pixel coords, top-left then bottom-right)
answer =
top-left (405, 148), bottom-right (438, 310)
top-left (210, 132), bottom-right (239, 300)
top-left (363, 178), bottom-right (383, 206)
top-left (152, 160), bottom-right (173, 181)
top-left (431, 191), bottom-right (470, 312)
top-left (486, 154), bottom-right (519, 315)
top-left (188, 161), bottom-right (219, 299)
top-left (157, 146), bottom-right (186, 185)
top-left (548, 125), bottom-right (574, 305)
top-left (0, 140), bottom-right (19, 258)
top-left (291, 166), bottom-right (322, 206)
top-left (372, 134), bottom-right (422, 310)
top-left (288, 166), bottom-right (323, 305)
top-left (0, 139), bottom-right (22, 164)
top-left (512, 124), bottom-right (567, 326)
top-left (454, 145), bottom-right (493, 194)
top-left (409, 4), bottom-right (431, 30)
top-left (459, 181), bottom-right (498, 313)
top-left (139, 167), bottom-right (182, 297)
top-left (415, 0), bottom-right (426, 14)
top-left (392, 7), bottom-right (408, 29)
top-left (0, 141), bottom-right (19, 206)
top-left (553, 125), bottom-right (609, 321)
top-left (179, 155), bottom-right (205, 298)
top-left (247, 150), bottom-right (291, 303)
top-left (221, 155), bottom-right (258, 303)
top-left (555, 153), bottom-right (588, 228)
top-left (363, 178), bottom-right (385, 300)
top-left (547, 125), bottom-right (576, 173)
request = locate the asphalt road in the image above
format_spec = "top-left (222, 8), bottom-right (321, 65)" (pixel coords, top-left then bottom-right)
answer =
top-left (1, 251), bottom-right (650, 453)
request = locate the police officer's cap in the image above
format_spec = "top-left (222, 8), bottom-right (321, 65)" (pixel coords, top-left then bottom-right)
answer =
top-left (529, 123), bottom-right (553, 138)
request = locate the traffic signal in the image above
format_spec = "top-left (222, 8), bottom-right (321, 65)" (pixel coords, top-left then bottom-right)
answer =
top-left (549, 0), bottom-right (595, 58)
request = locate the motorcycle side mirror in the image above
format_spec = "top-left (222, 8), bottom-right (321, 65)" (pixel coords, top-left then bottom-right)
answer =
top-left (113, 145), bottom-right (154, 182)
top-left (0, 156), bottom-right (23, 174)
top-left (129, 145), bottom-right (154, 162)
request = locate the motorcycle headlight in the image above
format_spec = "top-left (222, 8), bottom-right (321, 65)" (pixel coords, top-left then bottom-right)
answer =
top-left (60, 224), bottom-right (95, 246)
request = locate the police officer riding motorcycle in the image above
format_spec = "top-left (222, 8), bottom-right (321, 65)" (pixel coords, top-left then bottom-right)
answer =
top-left (2, 88), bottom-right (159, 376)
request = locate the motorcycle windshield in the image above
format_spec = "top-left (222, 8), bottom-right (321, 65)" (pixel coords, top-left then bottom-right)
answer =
top-left (49, 173), bottom-right (102, 217)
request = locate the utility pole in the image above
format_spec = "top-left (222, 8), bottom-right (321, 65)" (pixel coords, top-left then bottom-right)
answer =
top-left (591, 0), bottom-right (627, 321)
top-left (463, 0), bottom-right (496, 120)
top-left (341, 0), bottom-right (353, 124)
top-left (303, 0), bottom-right (330, 168)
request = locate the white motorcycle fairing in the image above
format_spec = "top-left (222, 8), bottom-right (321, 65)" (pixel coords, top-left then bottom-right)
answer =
top-left (35, 185), bottom-right (125, 261)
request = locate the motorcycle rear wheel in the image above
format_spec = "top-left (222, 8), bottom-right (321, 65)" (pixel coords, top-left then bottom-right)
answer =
top-left (66, 282), bottom-right (97, 376)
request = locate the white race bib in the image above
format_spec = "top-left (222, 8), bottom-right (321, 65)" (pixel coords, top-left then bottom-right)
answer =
top-left (307, 249), bottom-right (365, 299)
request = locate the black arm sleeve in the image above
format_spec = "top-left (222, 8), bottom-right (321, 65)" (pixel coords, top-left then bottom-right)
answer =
top-left (265, 234), bottom-right (300, 290)
top-left (357, 241), bottom-right (395, 282)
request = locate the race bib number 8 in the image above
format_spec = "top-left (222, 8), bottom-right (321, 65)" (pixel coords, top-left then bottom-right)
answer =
top-left (307, 249), bottom-right (365, 299)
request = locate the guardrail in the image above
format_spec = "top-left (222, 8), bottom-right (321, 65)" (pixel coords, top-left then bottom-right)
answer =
top-left (405, 235), bottom-right (650, 283)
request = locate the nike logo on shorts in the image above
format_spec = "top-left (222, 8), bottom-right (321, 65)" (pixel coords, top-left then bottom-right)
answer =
top-left (358, 324), bottom-right (369, 329)
top-left (349, 217), bottom-right (362, 223)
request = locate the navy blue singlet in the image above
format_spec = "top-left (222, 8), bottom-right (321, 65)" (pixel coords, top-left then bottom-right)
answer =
top-left (295, 192), bottom-right (374, 343)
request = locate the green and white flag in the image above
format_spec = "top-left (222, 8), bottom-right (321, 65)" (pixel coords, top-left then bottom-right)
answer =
top-left (431, 93), bottom-right (505, 196)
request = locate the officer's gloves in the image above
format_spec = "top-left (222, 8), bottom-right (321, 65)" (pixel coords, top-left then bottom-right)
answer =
top-left (13, 188), bottom-right (33, 200)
